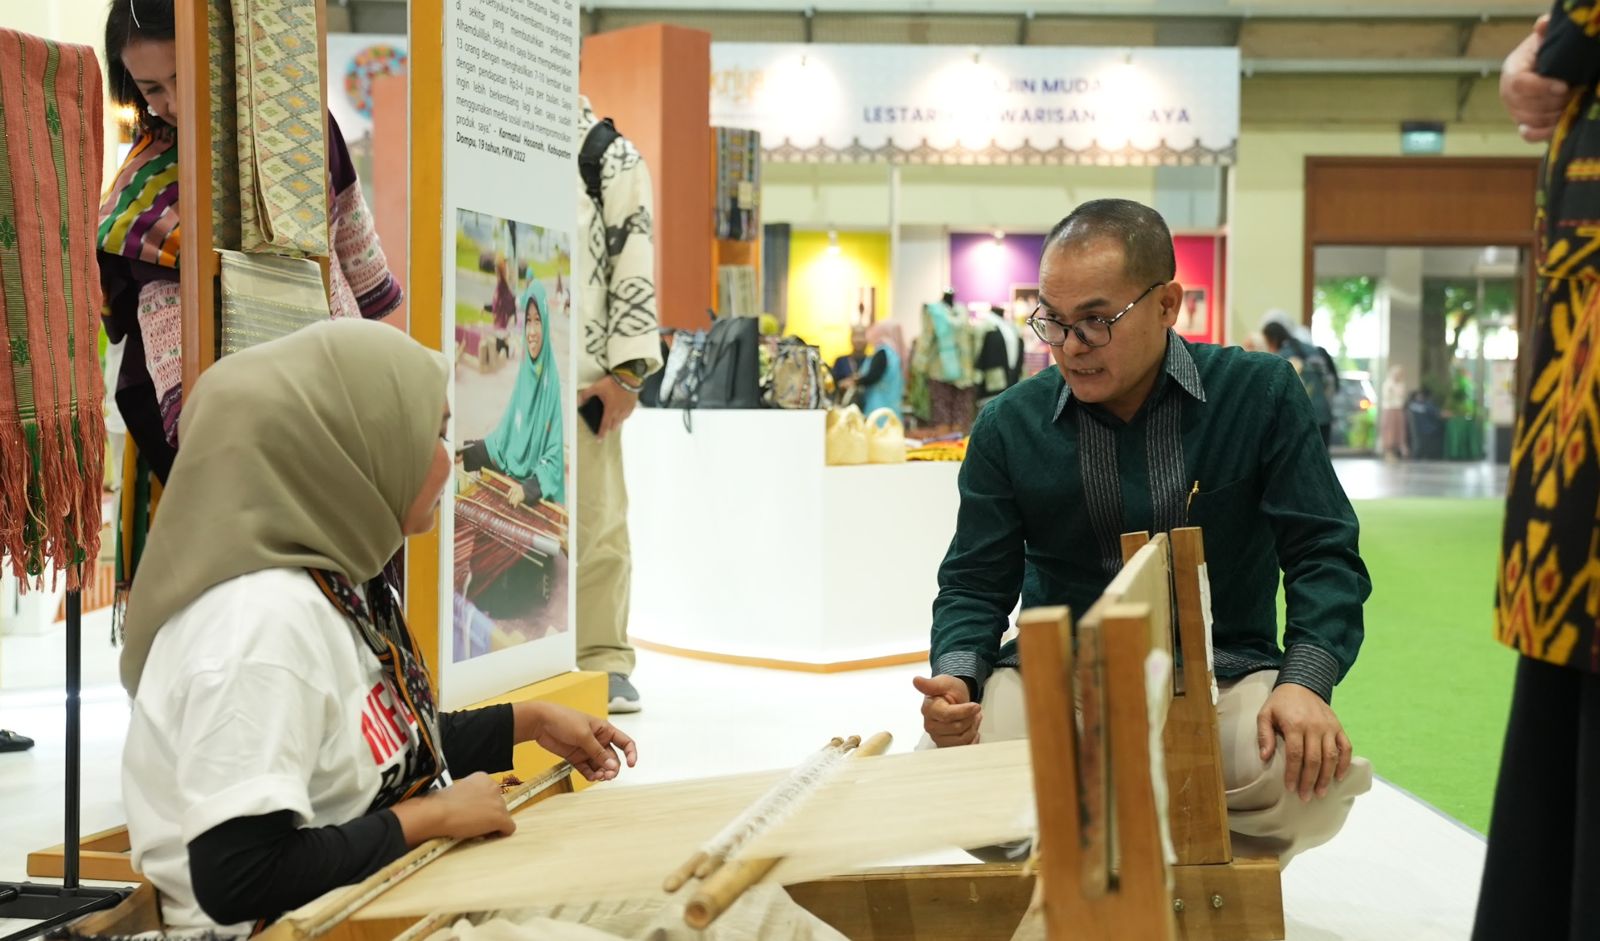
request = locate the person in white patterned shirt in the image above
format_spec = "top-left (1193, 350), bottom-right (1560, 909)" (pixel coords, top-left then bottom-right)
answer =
top-left (572, 96), bottom-right (664, 713)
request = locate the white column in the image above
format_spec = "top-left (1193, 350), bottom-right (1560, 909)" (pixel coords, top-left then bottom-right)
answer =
top-left (1380, 248), bottom-right (1426, 407)
top-left (887, 164), bottom-right (901, 326)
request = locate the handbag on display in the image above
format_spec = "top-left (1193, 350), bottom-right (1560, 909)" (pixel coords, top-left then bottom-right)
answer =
top-left (764, 337), bottom-right (826, 410)
top-left (865, 407), bottom-right (907, 464)
top-left (697, 312), bottom-right (762, 408)
top-left (825, 405), bottom-right (869, 466)
top-left (660, 329), bottom-right (709, 410)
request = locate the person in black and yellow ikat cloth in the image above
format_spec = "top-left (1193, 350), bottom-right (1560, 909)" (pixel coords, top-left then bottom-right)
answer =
top-left (1478, 5), bottom-right (1600, 939)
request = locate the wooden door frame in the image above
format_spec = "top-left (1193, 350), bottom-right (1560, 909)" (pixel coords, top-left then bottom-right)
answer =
top-left (1301, 157), bottom-right (1540, 369)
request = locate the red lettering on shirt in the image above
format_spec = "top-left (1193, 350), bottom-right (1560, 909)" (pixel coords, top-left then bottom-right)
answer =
top-left (359, 680), bottom-right (421, 769)
top-left (361, 683), bottom-right (400, 763)
top-left (375, 688), bottom-right (406, 744)
top-left (360, 712), bottom-right (389, 762)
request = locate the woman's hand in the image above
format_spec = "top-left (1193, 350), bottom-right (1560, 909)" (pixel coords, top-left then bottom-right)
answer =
top-left (391, 772), bottom-right (515, 845)
top-left (1501, 14), bottom-right (1574, 143)
top-left (514, 702), bottom-right (638, 782)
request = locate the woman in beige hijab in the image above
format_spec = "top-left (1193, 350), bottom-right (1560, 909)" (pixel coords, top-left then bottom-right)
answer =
top-left (118, 320), bottom-right (636, 936)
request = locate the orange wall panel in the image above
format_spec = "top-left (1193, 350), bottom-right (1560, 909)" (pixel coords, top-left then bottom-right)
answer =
top-left (372, 73), bottom-right (409, 331)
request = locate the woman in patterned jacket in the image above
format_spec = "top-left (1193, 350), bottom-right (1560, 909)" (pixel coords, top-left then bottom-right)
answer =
top-left (1477, 6), bottom-right (1600, 938)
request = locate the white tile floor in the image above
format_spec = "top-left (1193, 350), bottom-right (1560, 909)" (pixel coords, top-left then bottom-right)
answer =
top-left (0, 647), bottom-right (1484, 940)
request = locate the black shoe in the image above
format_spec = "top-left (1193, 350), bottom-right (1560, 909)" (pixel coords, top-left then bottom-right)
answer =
top-left (0, 729), bottom-right (34, 752)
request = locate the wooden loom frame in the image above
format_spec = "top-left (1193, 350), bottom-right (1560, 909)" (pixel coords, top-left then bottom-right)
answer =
top-left (64, 527), bottom-right (1286, 941)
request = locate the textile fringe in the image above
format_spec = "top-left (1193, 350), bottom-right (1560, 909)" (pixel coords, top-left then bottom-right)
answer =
top-left (0, 402), bottom-right (104, 592)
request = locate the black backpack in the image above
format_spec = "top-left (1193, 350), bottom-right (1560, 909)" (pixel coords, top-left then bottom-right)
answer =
top-left (579, 118), bottom-right (621, 210)
top-left (696, 312), bottom-right (761, 409)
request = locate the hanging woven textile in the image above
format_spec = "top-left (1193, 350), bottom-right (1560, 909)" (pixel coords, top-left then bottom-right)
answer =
top-left (0, 30), bottom-right (106, 590)
top-left (219, 250), bottom-right (331, 355)
top-left (208, 0), bottom-right (244, 250)
top-left (226, 0), bottom-right (328, 256)
top-left (713, 128), bottom-right (760, 242)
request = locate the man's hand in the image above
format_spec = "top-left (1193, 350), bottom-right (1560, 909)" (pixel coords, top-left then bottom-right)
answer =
top-left (914, 675), bottom-right (982, 747)
top-left (1502, 15), bottom-right (1573, 143)
top-left (577, 375), bottom-right (639, 440)
top-left (1257, 683), bottom-right (1353, 802)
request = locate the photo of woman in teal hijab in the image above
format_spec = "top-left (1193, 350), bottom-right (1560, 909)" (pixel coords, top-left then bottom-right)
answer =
top-left (474, 280), bottom-right (565, 504)
top-left (458, 279), bottom-right (568, 622)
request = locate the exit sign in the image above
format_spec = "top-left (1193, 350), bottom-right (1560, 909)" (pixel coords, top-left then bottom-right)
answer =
top-left (1401, 121), bottom-right (1445, 155)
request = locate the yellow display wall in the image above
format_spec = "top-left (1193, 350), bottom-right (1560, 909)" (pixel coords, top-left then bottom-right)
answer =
top-left (787, 230), bottom-right (892, 364)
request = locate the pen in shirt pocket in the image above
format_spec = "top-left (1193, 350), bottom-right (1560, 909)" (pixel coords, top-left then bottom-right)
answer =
top-left (1185, 480), bottom-right (1199, 523)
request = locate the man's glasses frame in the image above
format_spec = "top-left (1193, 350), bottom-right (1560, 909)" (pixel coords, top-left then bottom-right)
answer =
top-left (1026, 282), bottom-right (1166, 349)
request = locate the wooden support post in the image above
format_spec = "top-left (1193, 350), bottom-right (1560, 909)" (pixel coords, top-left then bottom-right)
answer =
top-left (175, 0), bottom-right (217, 400)
top-left (1017, 607), bottom-right (1092, 924)
top-left (406, 0), bottom-right (447, 683)
top-left (1101, 601), bottom-right (1178, 941)
top-left (1166, 528), bottom-right (1233, 865)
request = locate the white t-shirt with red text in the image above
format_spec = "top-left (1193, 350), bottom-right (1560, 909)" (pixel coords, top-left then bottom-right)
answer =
top-left (122, 568), bottom-right (427, 936)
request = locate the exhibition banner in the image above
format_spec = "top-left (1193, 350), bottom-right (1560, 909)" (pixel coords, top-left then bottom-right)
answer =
top-left (711, 43), bottom-right (1239, 166)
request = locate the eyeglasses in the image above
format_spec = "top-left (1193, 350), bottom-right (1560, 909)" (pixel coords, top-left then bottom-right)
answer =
top-left (1027, 282), bottom-right (1165, 349)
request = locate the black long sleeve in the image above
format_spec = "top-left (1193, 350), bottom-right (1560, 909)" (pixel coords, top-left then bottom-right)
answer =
top-left (1537, 3), bottom-right (1600, 88)
top-left (857, 349), bottom-right (888, 387)
top-left (439, 703), bottom-right (516, 776)
top-left (188, 809), bottom-right (407, 927)
top-left (184, 705), bottom-right (515, 927)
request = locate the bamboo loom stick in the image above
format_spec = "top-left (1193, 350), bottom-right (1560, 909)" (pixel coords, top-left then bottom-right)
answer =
top-left (663, 737), bottom-right (849, 892)
top-left (692, 736), bottom-right (863, 880)
top-left (683, 732), bottom-right (894, 930)
top-left (263, 766), bottom-right (571, 940)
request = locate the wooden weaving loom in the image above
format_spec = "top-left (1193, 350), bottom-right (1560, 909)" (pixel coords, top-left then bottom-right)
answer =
top-left (64, 528), bottom-right (1285, 941)
top-left (454, 468), bottom-right (569, 598)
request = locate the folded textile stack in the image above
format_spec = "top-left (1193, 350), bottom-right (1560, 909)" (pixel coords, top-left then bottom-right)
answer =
top-left (905, 439), bottom-right (968, 462)
top-left (714, 127), bottom-right (760, 241)
top-left (212, 0), bottom-right (328, 256)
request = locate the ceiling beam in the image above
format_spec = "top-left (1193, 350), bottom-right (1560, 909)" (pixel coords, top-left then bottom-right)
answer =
top-left (574, 1), bottom-right (1547, 20)
top-left (1455, 73), bottom-right (1477, 120)
top-left (1243, 57), bottom-right (1502, 75)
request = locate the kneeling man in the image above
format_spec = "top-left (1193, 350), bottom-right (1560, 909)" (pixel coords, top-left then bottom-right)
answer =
top-left (919, 199), bottom-right (1373, 863)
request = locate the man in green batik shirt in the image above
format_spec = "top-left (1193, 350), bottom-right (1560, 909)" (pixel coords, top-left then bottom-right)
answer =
top-left (916, 199), bottom-right (1374, 863)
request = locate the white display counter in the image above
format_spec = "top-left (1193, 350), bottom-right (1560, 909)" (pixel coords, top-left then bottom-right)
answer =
top-left (622, 407), bottom-right (960, 670)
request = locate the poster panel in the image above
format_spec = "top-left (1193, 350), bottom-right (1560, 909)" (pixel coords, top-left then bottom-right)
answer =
top-left (440, 0), bottom-right (580, 709)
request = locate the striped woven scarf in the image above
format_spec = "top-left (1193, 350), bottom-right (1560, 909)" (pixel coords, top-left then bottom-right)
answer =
top-left (0, 30), bottom-right (105, 589)
top-left (96, 131), bottom-right (179, 267)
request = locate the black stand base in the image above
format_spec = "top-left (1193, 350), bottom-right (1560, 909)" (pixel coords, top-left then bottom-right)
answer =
top-left (0, 883), bottom-right (129, 941)
top-left (0, 583), bottom-right (132, 940)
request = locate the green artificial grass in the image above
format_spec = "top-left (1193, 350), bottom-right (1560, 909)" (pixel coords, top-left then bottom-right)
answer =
top-left (457, 302), bottom-right (492, 328)
top-left (1320, 499), bottom-right (1516, 834)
